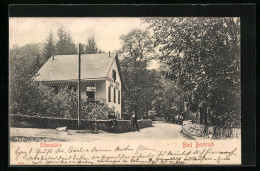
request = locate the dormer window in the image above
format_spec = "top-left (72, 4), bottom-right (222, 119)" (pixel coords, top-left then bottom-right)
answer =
top-left (112, 69), bottom-right (116, 82)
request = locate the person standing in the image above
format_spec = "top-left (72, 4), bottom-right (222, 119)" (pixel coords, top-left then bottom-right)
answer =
top-left (151, 115), bottom-right (155, 123)
top-left (131, 111), bottom-right (139, 132)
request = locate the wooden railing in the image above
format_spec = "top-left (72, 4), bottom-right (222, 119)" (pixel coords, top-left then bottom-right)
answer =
top-left (86, 98), bottom-right (106, 104)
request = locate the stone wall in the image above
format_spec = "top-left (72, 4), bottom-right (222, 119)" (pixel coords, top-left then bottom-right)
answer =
top-left (182, 120), bottom-right (241, 139)
top-left (10, 114), bottom-right (152, 133)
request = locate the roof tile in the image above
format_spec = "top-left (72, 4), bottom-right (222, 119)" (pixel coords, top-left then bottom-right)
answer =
top-left (34, 53), bottom-right (116, 81)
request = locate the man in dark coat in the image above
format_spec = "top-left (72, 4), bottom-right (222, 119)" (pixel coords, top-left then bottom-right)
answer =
top-left (151, 115), bottom-right (155, 123)
top-left (130, 111), bottom-right (139, 132)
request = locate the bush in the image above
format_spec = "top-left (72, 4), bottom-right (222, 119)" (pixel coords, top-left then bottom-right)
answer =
top-left (81, 103), bottom-right (116, 120)
top-left (9, 44), bottom-right (117, 121)
top-left (10, 82), bottom-right (117, 120)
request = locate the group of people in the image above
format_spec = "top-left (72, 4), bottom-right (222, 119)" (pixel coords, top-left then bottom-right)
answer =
top-left (108, 111), bottom-right (140, 132)
top-left (165, 115), bottom-right (184, 125)
top-left (109, 111), bottom-right (157, 132)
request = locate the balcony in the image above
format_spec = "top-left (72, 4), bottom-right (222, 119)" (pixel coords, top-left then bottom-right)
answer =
top-left (86, 98), bottom-right (106, 105)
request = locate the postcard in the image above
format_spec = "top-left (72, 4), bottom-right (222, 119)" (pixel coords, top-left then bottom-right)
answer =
top-left (9, 17), bottom-right (241, 165)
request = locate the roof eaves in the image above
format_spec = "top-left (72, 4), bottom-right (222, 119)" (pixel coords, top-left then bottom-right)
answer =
top-left (106, 56), bottom-right (116, 78)
top-left (115, 54), bottom-right (125, 91)
top-left (35, 77), bottom-right (107, 82)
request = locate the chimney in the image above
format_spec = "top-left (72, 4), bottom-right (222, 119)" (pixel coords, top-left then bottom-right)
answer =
top-left (109, 51), bottom-right (110, 57)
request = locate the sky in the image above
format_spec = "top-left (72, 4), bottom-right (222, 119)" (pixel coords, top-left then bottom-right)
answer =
top-left (9, 17), bottom-right (149, 52)
top-left (9, 17), bottom-right (159, 69)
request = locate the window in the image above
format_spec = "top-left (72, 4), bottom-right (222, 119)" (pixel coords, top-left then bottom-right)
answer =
top-left (108, 86), bottom-right (111, 102)
top-left (50, 86), bottom-right (58, 94)
top-left (86, 85), bottom-right (96, 99)
top-left (112, 69), bottom-right (116, 82)
top-left (68, 85), bottom-right (76, 92)
top-left (118, 90), bottom-right (120, 104)
top-left (114, 88), bottom-right (116, 103)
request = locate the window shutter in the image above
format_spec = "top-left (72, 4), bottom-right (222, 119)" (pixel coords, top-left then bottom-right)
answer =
top-left (114, 88), bottom-right (116, 103)
top-left (118, 90), bottom-right (120, 104)
top-left (108, 86), bottom-right (111, 102)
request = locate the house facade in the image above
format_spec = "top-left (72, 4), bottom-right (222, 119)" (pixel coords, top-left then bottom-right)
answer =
top-left (33, 53), bottom-right (123, 118)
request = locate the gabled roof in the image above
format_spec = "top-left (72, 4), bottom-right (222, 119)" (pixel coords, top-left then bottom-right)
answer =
top-left (33, 53), bottom-right (120, 82)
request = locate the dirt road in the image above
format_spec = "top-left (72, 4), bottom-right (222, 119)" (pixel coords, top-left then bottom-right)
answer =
top-left (10, 122), bottom-right (188, 142)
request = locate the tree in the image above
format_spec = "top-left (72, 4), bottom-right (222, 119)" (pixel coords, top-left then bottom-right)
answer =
top-left (9, 43), bottom-right (113, 120)
top-left (9, 44), bottom-right (46, 114)
top-left (120, 29), bottom-right (154, 61)
top-left (155, 72), bottom-right (181, 121)
top-left (43, 32), bottom-right (56, 59)
top-left (120, 57), bottom-right (161, 118)
top-left (84, 36), bottom-right (98, 54)
top-left (56, 28), bottom-right (77, 55)
top-left (119, 29), bottom-right (158, 117)
top-left (144, 17), bottom-right (241, 128)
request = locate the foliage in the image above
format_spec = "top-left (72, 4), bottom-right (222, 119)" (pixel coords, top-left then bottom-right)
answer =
top-left (84, 36), bottom-right (102, 54)
top-left (121, 59), bottom-right (162, 118)
top-left (153, 74), bottom-right (181, 120)
top-left (9, 44), bottom-right (46, 114)
top-left (43, 32), bottom-right (56, 59)
top-left (9, 32), bottom-right (114, 121)
top-left (56, 28), bottom-right (77, 55)
top-left (10, 79), bottom-right (116, 120)
top-left (144, 17), bottom-right (241, 128)
top-left (120, 29), bottom-right (154, 61)
top-left (81, 103), bottom-right (116, 120)
top-left (119, 29), bottom-right (160, 118)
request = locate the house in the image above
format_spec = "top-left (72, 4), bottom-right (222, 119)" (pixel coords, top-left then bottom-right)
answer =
top-left (33, 53), bottom-right (123, 118)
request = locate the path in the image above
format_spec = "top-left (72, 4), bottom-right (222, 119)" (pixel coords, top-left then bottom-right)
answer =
top-left (10, 122), bottom-right (188, 142)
